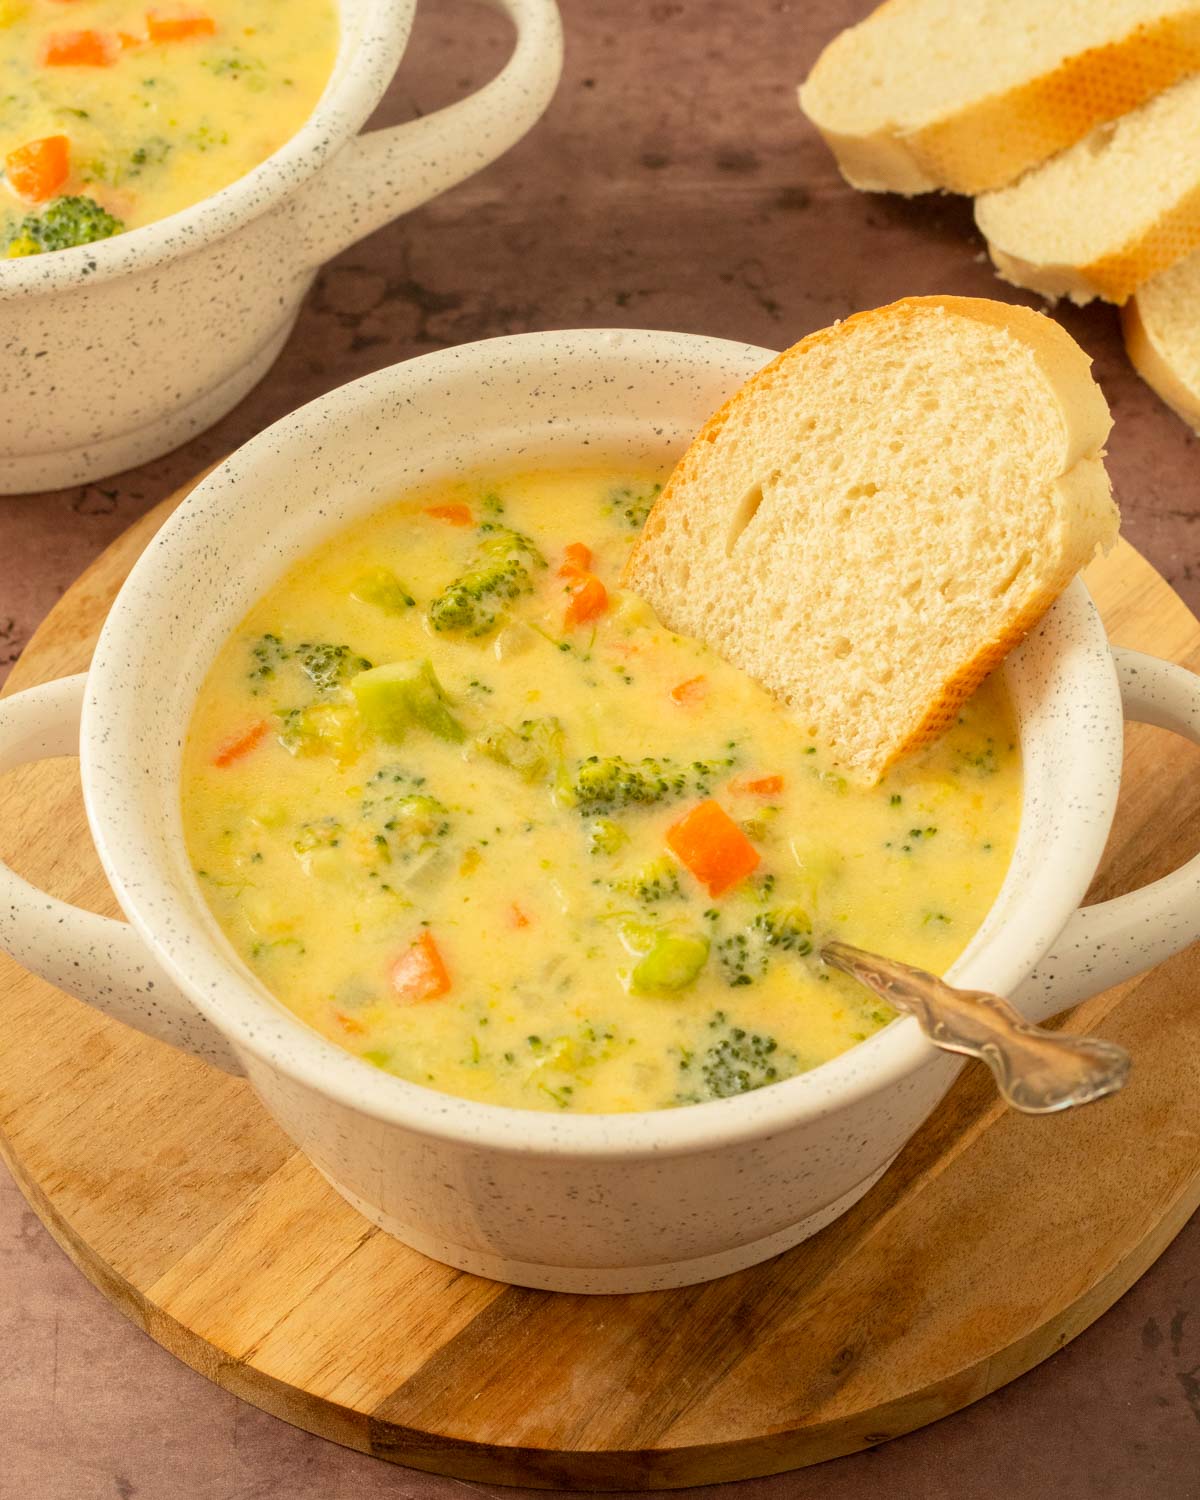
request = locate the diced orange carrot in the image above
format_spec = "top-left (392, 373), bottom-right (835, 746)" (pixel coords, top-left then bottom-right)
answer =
top-left (558, 542), bottom-right (592, 577)
top-left (212, 719), bottom-right (269, 768)
top-left (390, 930), bottom-right (451, 1002)
top-left (670, 675), bottom-right (707, 706)
top-left (666, 800), bottom-right (761, 898)
top-left (729, 774), bottom-right (784, 796)
top-left (118, 31), bottom-right (144, 49)
top-left (564, 573), bottom-right (608, 627)
top-left (424, 503), bottom-right (472, 526)
top-left (334, 1010), bottom-right (366, 1036)
top-left (41, 30), bottom-right (118, 65)
top-left (146, 10), bottom-right (217, 41)
top-left (509, 903), bottom-right (531, 929)
top-left (5, 136), bottom-right (70, 203)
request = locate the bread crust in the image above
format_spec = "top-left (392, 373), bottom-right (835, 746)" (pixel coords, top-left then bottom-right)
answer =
top-left (624, 297), bottom-right (1116, 783)
top-left (1122, 292), bottom-right (1200, 433)
top-left (801, 6), bottom-right (1200, 196)
top-left (981, 178), bottom-right (1200, 305)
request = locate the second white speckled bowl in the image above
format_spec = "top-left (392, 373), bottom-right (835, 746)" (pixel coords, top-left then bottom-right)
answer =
top-left (2, 328), bottom-right (1200, 1292)
top-left (0, 0), bottom-right (562, 494)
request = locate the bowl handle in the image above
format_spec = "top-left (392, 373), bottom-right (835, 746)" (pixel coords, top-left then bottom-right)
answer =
top-left (296, 0), bottom-right (563, 266)
top-left (0, 674), bottom-right (244, 1075)
top-left (1015, 647), bottom-right (1200, 1019)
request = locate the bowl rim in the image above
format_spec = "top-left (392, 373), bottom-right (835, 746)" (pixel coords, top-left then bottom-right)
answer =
top-left (0, 0), bottom-right (411, 297)
top-left (81, 327), bottom-right (1125, 1160)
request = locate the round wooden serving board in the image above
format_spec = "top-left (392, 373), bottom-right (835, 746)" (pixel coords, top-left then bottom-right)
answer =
top-left (2, 483), bottom-right (1200, 1490)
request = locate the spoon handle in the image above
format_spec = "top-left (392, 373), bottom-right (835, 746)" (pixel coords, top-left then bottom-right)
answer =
top-left (821, 940), bottom-right (1131, 1115)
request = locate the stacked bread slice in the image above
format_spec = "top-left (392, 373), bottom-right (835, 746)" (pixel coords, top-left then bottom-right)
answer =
top-left (800, 2), bottom-right (1200, 428)
top-left (1123, 253), bottom-right (1200, 432)
top-left (974, 73), bottom-right (1200, 306)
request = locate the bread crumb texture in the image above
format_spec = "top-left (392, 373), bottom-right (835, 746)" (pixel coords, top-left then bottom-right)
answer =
top-left (622, 298), bottom-right (1118, 785)
top-left (976, 73), bottom-right (1200, 303)
top-left (1123, 249), bottom-right (1200, 430)
top-left (800, 0), bottom-right (1200, 195)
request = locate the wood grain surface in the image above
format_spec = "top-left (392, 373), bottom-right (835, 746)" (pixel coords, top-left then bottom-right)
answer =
top-left (0, 484), bottom-right (1198, 1490)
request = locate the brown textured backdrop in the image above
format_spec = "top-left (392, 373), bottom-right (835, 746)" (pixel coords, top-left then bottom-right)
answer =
top-left (2, 2), bottom-right (1198, 1496)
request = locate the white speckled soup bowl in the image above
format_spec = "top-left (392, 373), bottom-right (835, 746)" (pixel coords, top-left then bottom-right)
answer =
top-left (0, 0), bottom-right (562, 495)
top-left (3, 329), bottom-right (1200, 1294)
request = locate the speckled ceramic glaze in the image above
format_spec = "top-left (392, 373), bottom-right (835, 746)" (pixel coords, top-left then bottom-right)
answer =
top-left (0, 0), bottom-right (562, 495)
top-left (2, 329), bottom-right (1200, 1294)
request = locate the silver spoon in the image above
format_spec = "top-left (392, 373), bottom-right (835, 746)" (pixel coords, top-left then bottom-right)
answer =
top-left (821, 940), bottom-right (1131, 1115)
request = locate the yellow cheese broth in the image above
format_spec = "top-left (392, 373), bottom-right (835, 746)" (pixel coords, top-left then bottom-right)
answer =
top-left (0, 0), bottom-right (337, 235)
top-left (183, 467), bottom-right (1022, 1113)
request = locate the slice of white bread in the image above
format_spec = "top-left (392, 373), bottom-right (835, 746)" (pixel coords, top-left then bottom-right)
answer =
top-left (1122, 251), bottom-right (1200, 431)
top-left (799, 0), bottom-right (1200, 196)
top-left (976, 73), bottom-right (1200, 305)
top-left (622, 297), bottom-right (1119, 785)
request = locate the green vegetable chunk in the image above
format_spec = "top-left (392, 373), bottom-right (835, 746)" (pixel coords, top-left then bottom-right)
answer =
top-left (678, 1012), bottom-right (794, 1099)
top-left (565, 754), bottom-right (734, 815)
top-left (586, 818), bottom-right (628, 856)
top-left (351, 660), bottom-right (465, 744)
top-left (5, 195), bottom-right (124, 257)
top-left (276, 702), bottom-right (362, 766)
top-left (614, 856), bottom-right (683, 905)
top-left (351, 567), bottom-right (415, 614)
top-left (631, 932), bottom-right (710, 994)
top-left (715, 904), bottom-right (813, 987)
top-left (428, 529), bottom-right (546, 638)
top-left (471, 717), bottom-right (564, 783)
top-left (247, 634), bottom-right (371, 695)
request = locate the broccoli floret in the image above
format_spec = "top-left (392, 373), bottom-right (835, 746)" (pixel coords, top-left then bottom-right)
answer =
top-left (248, 633), bottom-right (289, 686)
top-left (714, 904), bottom-right (813, 987)
top-left (276, 702), bottom-right (363, 767)
top-left (372, 793), bottom-right (452, 864)
top-left (5, 196), bottom-right (124, 257)
top-left (359, 768), bottom-right (451, 862)
top-left (586, 818), bottom-right (629, 856)
top-left (564, 754), bottom-right (734, 815)
top-left (754, 906), bottom-right (813, 953)
top-left (247, 634), bottom-right (371, 696)
top-left (676, 1011), bottom-right (797, 1101)
top-left (612, 856), bottom-right (683, 905)
top-left (606, 481), bottom-right (662, 530)
top-left (471, 716), bottom-right (564, 783)
top-left (300, 643), bottom-right (373, 692)
top-left (428, 530), bottom-right (546, 638)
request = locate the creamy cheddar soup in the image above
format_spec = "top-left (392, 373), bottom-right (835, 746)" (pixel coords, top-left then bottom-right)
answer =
top-left (1, 0), bottom-right (337, 254)
top-left (183, 468), bottom-right (1022, 1113)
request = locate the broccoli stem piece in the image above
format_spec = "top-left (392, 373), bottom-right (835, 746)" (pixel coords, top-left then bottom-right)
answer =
top-left (631, 932), bottom-right (710, 994)
top-left (470, 717), bottom-right (564, 783)
top-left (351, 567), bottom-right (415, 614)
top-left (351, 660), bottom-right (465, 744)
